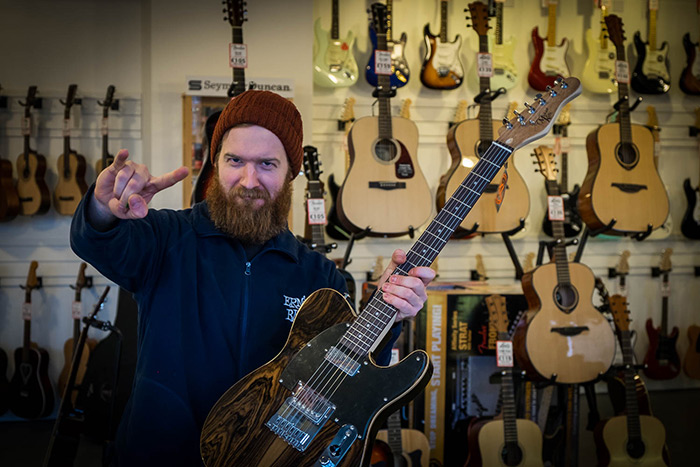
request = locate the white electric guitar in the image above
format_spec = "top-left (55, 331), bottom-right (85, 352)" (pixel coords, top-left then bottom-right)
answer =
top-left (313, 0), bottom-right (358, 88)
top-left (582, 0), bottom-right (617, 94)
top-left (489, 0), bottom-right (518, 90)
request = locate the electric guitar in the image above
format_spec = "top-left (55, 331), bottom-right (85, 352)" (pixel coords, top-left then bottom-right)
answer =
top-left (16, 85), bottom-right (51, 216)
top-left (9, 261), bottom-right (55, 419)
top-left (439, 5), bottom-right (529, 236)
top-left (643, 249), bottom-right (680, 380)
top-left (95, 85), bottom-right (116, 174)
top-left (489, 0), bottom-right (518, 91)
top-left (595, 295), bottom-right (669, 466)
top-left (54, 84), bottom-right (88, 216)
top-left (199, 71), bottom-right (582, 467)
top-left (514, 146), bottom-right (615, 384)
top-left (581, 0), bottom-right (617, 94)
top-left (631, 0), bottom-right (671, 94)
top-left (326, 97), bottom-right (356, 241)
top-left (578, 14), bottom-right (669, 236)
top-left (313, 0), bottom-right (358, 88)
top-left (420, 0), bottom-right (464, 90)
top-left (528, 0), bottom-right (570, 92)
top-left (366, 0), bottom-right (409, 88)
top-left (337, 9), bottom-right (432, 237)
top-left (57, 262), bottom-right (98, 405)
top-left (466, 295), bottom-right (544, 467)
top-left (681, 28), bottom-right (700, 94)
top-left (644, 105), bottom-right (673, 240)
top-left (541, 104), bottom-right (582, 238)
top-left (681, 108), bottom-right (700, 240)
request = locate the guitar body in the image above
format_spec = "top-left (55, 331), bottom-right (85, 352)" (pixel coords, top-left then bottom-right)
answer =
top-left (643, 319), bottom-right (680, 380)
top-left (420, 25), bottom-right (463, 90)
top-left (595, 415), bottom-right (668, 466)
top-left (366, 27), bottom-right (410, 88)
top-left (680, 33), bottom-right (700, 95)
top-left (681, 178), bottom-right (700, 239)
top-left (528, 28), bottom-right (570, 92)
top-left (57, 336), bottom-right (97, 403)
top-left (370, 439), bottom-right (393, 467)
top-left (473, 419), bottom-right (544, 467)
top-left (440, 118), bottom-right (529, 235)
top-left (9, 344), bottom-right (54, 419)
top-left (631, 33), bottom-right (671, 94)
top-left (684, 325), bottom-right (700, 380)
top-left (0, 349), bottom-right (9, 415)
top-left (337, 116), bottom-right (432, 236)
top-left (541, 184), bottom-right (582, 238)
top-left (581, 28), bottom-right (617, 94)
top-left (514, 262), bottom-right (615, 384)
top-left (16, 151), bottom-right (51, 216)
top-left (313, 18), bottom-right (358, 88)
top-left (375, 428), bottom-right (429, 467)
top-left (0, 158), bottom-right (20, 222)
top-left (490, 36), bottom-right (518, 91)
top-left (200, 288), bottom-right (432, 467)
top-left (54, 151), bottom-right (88, 215)
top-left (578, 124), bottom-right (669, 235)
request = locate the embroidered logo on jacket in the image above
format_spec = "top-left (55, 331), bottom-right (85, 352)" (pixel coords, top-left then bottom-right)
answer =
top-left (284, 295), bottom-right (306, 322)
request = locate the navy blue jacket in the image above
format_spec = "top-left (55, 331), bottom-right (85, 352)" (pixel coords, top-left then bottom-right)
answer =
top-left (70, 187), bottom-right (400, 466)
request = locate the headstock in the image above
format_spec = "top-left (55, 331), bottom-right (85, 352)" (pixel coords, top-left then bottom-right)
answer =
top-left (466, 1), bottom-right (490, 37)
top-left (646, 105), bottom-right (659, 129)
top-left (61, 84), bottom-right (79, 119)
top-left (370, 2), bottom-right (389, 35)
top-left (24, 261), bottom-right (39, 292)
top-left (400, 98), bottom-right (412, 120)
top-left (485, 294), bottom-right (509, 334)
top-left (523, 252), bottom-right (535, 273)
top-left (475, 254), bottom-right (488, 281)
top-left (616, 250), bottom-right (631, 276)
top-left (302, 145), bottom-right (322, 182)
top-left (604, 14), bottom-right (625, 53)
top-left (532, 145), bottom-right (558, 182)
top-left (340, 97), bottom-right (356, 126)
top-left (73, 262), bottom-right (89, 294)
top-left (609, 294), bottom-right (631, 333)
top-left (224, 0), bottom-right (247, 27)
top-left (99, 85), bottom-right (116, 118)
top-left (452, 99), bottom-right (468, 125)
top-left (660, 248), bottom-right (672, 274)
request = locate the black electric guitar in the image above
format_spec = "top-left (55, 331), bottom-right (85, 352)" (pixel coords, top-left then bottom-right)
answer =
top-left (191, 0), bottom-right (247, 204)
top-left (682, 108), bottom-right (700, 240)
top-left (631, 0), bottom-right (671, 94)
top-left (326, 97), bottom-right (356, 241)
top-left (95, 85), bottom-right (116, 174)
top-left (199, 76), bottom-right (581, 467)
top-left (54, 84), bottom-right (88, 216)
top-left (9, 261), bottom-right (55, 419)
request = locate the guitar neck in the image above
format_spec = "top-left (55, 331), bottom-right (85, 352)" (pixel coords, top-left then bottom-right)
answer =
top-left (494, 2), bottom-right (504, 45)
top-left (22, 307), bottom-right (31, 364)
top-left (63, 125), bottom-right (71, 176)
top-left (547, 2), bottom-right (557, 47)
top-left (386, 410), bottom-right (403, 455)
top-left (599, 6), bottom-right (609, 49)
top-left (377, 33), bottom-right (393, 139)
top-left (308, 181), bottom-right (327, 253)
top-left (331, 0), bottom-right (339, 40)
top-left (546, 179), bottom-right (572, 285)
top-left (386, 0), bottom-right (393, 41)
top-left (231, 27), bottom-right (246, 96)
top-left (648, 7), bottom-right (657, 52)
top-left (439, 0), bottom-right (448, 42)
top-left (499, 331), bottom-right (519, 445)
top-left (478, 35), bottom-right (493, 145)
top-left (613, 42), bottom-right (633, 147)
top-left (661, 273), bottom-right (669, 335)
top-left (621, 329), bottom-right (643, 442)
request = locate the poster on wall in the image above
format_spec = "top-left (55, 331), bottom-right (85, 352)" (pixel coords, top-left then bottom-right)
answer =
top-left (185, 76), bottom-right (294, 98)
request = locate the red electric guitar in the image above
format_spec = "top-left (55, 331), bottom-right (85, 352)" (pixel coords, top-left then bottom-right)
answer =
top-left (528, 0), bottom-right (570, 91)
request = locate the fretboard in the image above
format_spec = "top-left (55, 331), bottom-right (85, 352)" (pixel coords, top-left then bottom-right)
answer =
top-left (478, 34), bottom-right (493, 147)
top-left (386, 411), bottom-right (403, 455)
top-left (499, 330), bottom-right (519, 445)
top-left (546, 179), bottom-right (571, 286)
top-left (495, 2), bottom-right (504, 45)
top-left (230, 26), bottom-right (246, 97)
top-left (331, 0), bottom-right (339, 40)
top-left (439, 0), bottom-right (448, 42)
top-left (377, 31), bottom-right (393, 140)
top-left (621, 330), bottom-right (642, 441)
top-left (648, 8), bottom-right (657, 52)
top-left (614, 44), bottom-right (633, 147)
top-left (547, 3), bottom-right (557, 47)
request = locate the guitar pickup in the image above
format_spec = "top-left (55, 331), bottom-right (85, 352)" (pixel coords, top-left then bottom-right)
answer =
top-left (611, 183), bottom-right (647, 193)
top-left (325, 346), bottom-right (361, 376)
top-left (551, 326), bottom-right (590, 337)
top-left (369, 181), bottom-right (406, 191)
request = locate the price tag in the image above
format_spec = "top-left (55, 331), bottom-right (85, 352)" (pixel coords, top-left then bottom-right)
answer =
top-left (22, 303), bottom-right (32, 321)
top-left (477, 53), bottom-right (493, 78)
top-left (229, 43), bottom-right (248, 68)
top-left (63, 118), bottom-right (71, 137)
top-left (496, 341), bottom-right (514, 367)
top-left (661, 281), bottom-right (670, 297)
top-left (547, 196), bottom-right (565, 221)
top-left (72, 301), bottom-right (82, 320)
top-left (374, 50), bottom-right (392, 75)
top-left (615, 60), bottom-right (630, 84)
top-left (649, 0), bottom-right (658, 10)
top-left (307, 198), bottom-right (327, 225)
top-left (21, 116), bottom-right (31, 136)
top-left (101, 117), bottom-right (109, 136)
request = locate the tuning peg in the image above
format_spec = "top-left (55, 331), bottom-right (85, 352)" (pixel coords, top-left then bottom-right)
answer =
top-left (534, 93), bottom-right (546, 106)
top-left (524, 102), bottom-right (535, 114)
top-left (512, 110), bottom-right (525, 126)
top-left (502, 118), bottom-right (513, 130)
top-left (545, 85), bottom-right (557, 97)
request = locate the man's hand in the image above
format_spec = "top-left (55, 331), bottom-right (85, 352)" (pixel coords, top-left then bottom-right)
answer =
top-left (377, 249), bottom-right (436, 322)
top-left (90, 149), bottom-right (189, 226)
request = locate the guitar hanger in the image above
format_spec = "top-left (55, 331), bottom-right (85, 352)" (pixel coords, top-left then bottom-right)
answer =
top-left (473, 86), bottom-right (506, 105)
top-left (98, 85), bottom-right (119, 111)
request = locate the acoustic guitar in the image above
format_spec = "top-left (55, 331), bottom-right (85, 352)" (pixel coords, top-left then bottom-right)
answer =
top-left (366, 0), bottom-right (409, 88)
top-left (54, 84), bottom-right (88, 216)
top-left (644, 105), bottom-right (673, 240)
top-left (528, 0), bottom-right (570, 92)
top-left (684, 324), bottom-right (700, 380)
top-left (631, 0), bottom-right (671, 94)
top-left (489, 0), bottom-right (518, 91)
top-left (313, 0), bottom-right (358, 88)
top-left (337, 9), bottom-right (432, 237)
top-left (95, 85), bottom-right (116, 174)
top-left (438, 4), bottom-right (528, 236)
top-left (466, 295), bottom-right (544, 467)
top-left (16, 85), bottom-right (51, 216)
top-left (594, 295), bottom-right (669, 466)
top-left (680, 31), bottom-right (700, 95)
top-left (199, 73), bottom-right (581, 467)
top-left (681, 108), bottom-right (700, 240)
top-left (57, 262), bottom-right (98, 404)
top-left (643, 249), bottom-right (680, 381)
top-left (420, 0), bottom-right (464, 90)
top-left (0, 85), bottom-right (20, 222)
top-left (514, 146), bottom-right (615, 384)
top-left (326, 97), bottom-right (356, 241)
top-left (9, 261), bottom-right (55, 419)
top-left (577, 14), bottom-right (669, 236)
top-left (581, 1), bottom-right (617, 94)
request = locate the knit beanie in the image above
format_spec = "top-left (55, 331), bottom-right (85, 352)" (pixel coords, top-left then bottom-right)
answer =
top-left (210, 90), bottom-right (303, 179)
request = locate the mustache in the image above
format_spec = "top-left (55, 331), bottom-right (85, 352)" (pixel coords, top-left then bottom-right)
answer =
top-left (230, 186), bottom-right (270, 200)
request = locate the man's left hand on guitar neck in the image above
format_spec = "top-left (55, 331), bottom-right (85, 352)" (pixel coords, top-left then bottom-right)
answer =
top-left (377, 249), bottom-right (436, 322)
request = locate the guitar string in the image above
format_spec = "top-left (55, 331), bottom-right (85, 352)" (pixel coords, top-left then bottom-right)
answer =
top-left (276, 144), bottom-right (514, 433)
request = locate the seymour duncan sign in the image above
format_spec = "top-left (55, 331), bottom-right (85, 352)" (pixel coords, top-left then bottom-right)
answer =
top-left (185, 76), bottom-right (294, 98)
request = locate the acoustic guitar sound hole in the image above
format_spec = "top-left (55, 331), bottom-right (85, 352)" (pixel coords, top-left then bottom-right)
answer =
top-left (374, 138), bottom-right (398, 163)
top-left (474, 140), bottom-right (491, 159)
top-left (553, 283), bottom-right (578, 313)
top-left (501, 442), bottom-right (523, 466)
top-left (615, 142), bottom-right (639, 170)
top-left (626, 438), bottom-right (646, 459)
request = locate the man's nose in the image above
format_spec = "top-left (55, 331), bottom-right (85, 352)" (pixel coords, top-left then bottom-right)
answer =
top-left (239, 165), bottom-right (260, 189)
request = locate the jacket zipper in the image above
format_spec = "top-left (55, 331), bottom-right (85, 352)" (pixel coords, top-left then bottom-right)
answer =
top-left (239, 261), bottom-right (252, 372)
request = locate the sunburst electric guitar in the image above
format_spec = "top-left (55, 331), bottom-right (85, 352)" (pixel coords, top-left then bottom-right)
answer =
top-left (581, 0), bottom-right (617, 94)
top-left (528, 0), bottom-right (570, 92)
top-left (420, 0), bottom-right (464, 90)
top-left (313, 0), bottom-right (358, 88)
top-left (199, 61), bottom-right (582, 467)
top-left (54, 84), bottom-right (88, 216)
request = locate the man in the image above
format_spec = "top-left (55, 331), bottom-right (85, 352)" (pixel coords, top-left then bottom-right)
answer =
top-left (70, 90), bottom-right (435, 466)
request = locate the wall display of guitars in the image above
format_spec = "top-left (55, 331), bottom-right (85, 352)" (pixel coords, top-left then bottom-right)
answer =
top-left (682, 108), bottom-right (700, 240)
top-left (488, 0), bottom-right (518, 91)
top-left (528, 0), bottom-right (570, 92)
top-left (438, 3), bottom-right (529, 237)
top-left (515, 146), bottom-right (615, 384)
top-left (313, 0), bottom-right (359, 88)
top-left (631, 0), bottom-right (671, 94)
top-left (420, 0), bottom-right (464, 90)
top-left (365, 0), bottom-right (409, 88)
top-left (578, 14), bottom-right (669, 238)
top-left (95, 85), bottom-right (117, 174)
top-left (9, 261), bottom-right (55, 419)
top-left (199, 48), bottom-right (582, 467)
top-left (54, 84), bottom-right (88, 216)
top-left (581, 1), bottom-right (617, 94)
top-left (337, 7), bottom-right (432, 237)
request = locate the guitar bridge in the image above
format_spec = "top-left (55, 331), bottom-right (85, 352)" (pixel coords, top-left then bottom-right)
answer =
top-left (551, 326), bottom-right (589, 337)
top-left (266, 381), bottom-right (336, 451)
top-left (611, 182), bottom-right (647, 193)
